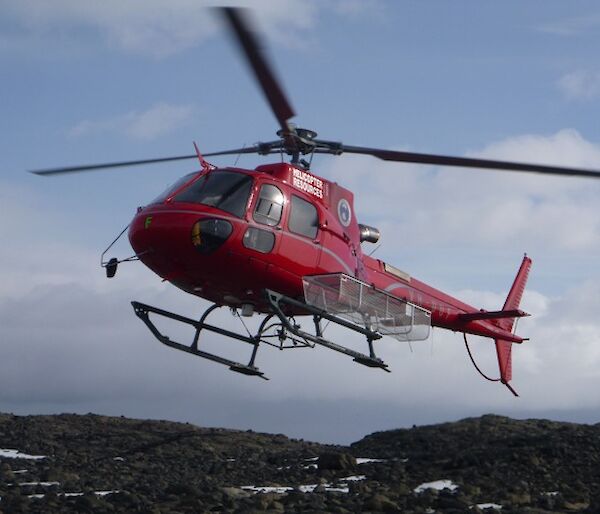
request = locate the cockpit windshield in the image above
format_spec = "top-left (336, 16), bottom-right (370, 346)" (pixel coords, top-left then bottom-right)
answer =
top-left (151, 172), bottom-right (198, 205)
top-left (173, 170), bottom-right (253, 218)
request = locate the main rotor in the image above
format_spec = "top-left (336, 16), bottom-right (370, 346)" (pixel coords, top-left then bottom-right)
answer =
top-left (30, 7), bottom-right (600, 180)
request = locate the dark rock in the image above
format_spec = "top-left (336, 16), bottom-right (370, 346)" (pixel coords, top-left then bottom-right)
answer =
top-left (2, 412), bottom-right (600, 513)
top-left (363, 492), bottom-right (401, 512)
top-left (317, 452), bottom-right (357, 471)
top-left (222, 486), bottom-right (253, 500)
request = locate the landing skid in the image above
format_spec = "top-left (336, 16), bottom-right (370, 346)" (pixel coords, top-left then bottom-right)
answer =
top-left (132, 302), bottom-right (270, 380)
top-left (131, 288), bottom-right (390, 379)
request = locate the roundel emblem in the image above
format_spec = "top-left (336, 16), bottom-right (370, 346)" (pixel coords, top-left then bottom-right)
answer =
top-left (337, 198), bottom-right (352, 227)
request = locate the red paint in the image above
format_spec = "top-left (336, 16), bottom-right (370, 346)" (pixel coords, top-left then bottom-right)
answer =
top-left (129, 163), bottom-right (531, 387)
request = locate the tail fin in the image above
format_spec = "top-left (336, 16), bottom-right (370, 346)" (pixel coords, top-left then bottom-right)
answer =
top-left (495, 254), bottom-right (532, 396)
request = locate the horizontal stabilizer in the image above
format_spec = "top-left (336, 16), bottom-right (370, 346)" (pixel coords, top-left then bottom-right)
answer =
top-left (459, 309), bottom-right (530, 323)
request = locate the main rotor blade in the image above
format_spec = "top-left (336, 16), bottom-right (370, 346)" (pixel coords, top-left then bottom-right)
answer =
top-left (29, 145), bottom-right (279, 176)
top-left (29, 154), bottom-right (198, 175)
top-left (30, 154), bottom-right (198, 176)
top-left (204, 145), bottom-right (275, 157)
top-left (340, 145), bottom-right (600, 179)
top-left (220, 7), bottom-right (295, 134)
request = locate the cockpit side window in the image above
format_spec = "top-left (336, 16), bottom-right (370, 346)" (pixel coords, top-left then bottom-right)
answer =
top-left (289, 194), bottom-right (319, 239)
top-left (253, 184), bottom-right (284, 226)
top-left (173, 171), bottom-right (253, 218)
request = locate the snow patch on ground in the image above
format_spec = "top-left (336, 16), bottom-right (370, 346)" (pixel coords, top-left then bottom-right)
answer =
top-left (414, 479), bottom-right (459, 493)
top-left (241, 478), bottom-right (360, 495)
top-left (0, 449), bottom-right (47, 460)
top-left (242, 486), bottom-right (293, 494)
top-left (356, 457), bottom-right (386, 464)
top-left (322, 485), bottom-right (350, 493)
top-left (297, 484), bottom-right (319, 493)
top-left (19, 481), bottom-right (60, 487)
top-left (476, 503), bottom-right (502, 510)
top-left (297, 484), bottom-right (350, 494)
top-left (27, 490), bottom-right (120, 500)
top-left (240, 467), bottom-right (368, 495)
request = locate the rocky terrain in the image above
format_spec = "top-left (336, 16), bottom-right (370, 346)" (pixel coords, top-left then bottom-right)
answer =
top-left (1, 412), bottom-right (599, 513)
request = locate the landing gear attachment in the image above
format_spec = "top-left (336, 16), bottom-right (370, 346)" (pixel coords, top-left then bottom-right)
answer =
top-left (131, 289), bottom-right (391, 379)
top-left (265, 290), bottom-right (389, 371)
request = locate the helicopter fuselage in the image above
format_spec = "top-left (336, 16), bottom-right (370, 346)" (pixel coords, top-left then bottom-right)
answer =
top-left (129, 162), bottom-right (523, 345)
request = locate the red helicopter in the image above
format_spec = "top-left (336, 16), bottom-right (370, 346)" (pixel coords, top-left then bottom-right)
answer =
top-left (33, 8), bottom-right (600, 396)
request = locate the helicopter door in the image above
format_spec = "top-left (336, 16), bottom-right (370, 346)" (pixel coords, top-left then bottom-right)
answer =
top-left (244, 182), bottom-right (285, 257)
top-left (278, 194), bottom-right (321, 276)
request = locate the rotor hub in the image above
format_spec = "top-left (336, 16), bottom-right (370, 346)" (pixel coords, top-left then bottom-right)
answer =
top-left (277, 126), bottom-right (319, 158)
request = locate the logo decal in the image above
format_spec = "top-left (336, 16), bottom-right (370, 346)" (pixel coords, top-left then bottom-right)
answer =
top-left (337, 199), bottom-right (352, 227)
top-left (144, 216), bottom-right (153, 229)
top-left (292, 168), bottom-right (324, 199)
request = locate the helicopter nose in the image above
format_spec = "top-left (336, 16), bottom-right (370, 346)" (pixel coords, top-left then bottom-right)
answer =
top-left (129, 211), bottom-right (161, 255)
top-left (130, 210), bottom-right (234, 255)
top-left (128, 209), bottom-right (190, 278)
top-left (128, 208), bottom-right (237, 283)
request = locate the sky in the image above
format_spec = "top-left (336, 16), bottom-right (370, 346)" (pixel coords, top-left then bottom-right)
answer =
top-left (1, 0), bottom-right (600, 444)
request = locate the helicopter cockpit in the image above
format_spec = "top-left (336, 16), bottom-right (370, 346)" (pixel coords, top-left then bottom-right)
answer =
top-left (140, 166), bottom-right (322, 261)
top-left (150, 168), bottom-right (320, 239)
top-left (152, 169), bottom-right (254, 219)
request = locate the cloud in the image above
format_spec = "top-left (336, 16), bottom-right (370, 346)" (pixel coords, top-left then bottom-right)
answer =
top-left (330, 0), bottom-right (386, 19)
top-left (536, 13), bottom-right (600, 36)
top-left (69, 102), bottom-right (194, 141)
top-left (325, 129), bottom-right (600, 254)
top-left (3, 270), bottom-right (600, 442)
top-left (472, 129), bottom-right (600, 169)
top-left (1, 258), bottom-right (599, 443)
top-left (558, 70), bottom-right (600, 101)
top-left (0, 0), bottom-right (325, 58)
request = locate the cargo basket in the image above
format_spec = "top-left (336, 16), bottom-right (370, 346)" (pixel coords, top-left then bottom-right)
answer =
top-left (302, 273), bottom-right (431, 342)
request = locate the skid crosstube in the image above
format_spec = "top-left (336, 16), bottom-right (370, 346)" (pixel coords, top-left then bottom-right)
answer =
top-left (131, 301), bottom-right (268, 380)
top-left (265, 290), bottom-right (390, 372)
top-left (131, 289), bottom-right (391, 379)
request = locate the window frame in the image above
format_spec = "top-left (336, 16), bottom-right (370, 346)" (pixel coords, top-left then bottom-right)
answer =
top-left (252, 182), bottom-right (285, 227)
top-left (288, 194), bottom-right (319, 240)
top-left (242, 226), bottom-right (276, 254)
